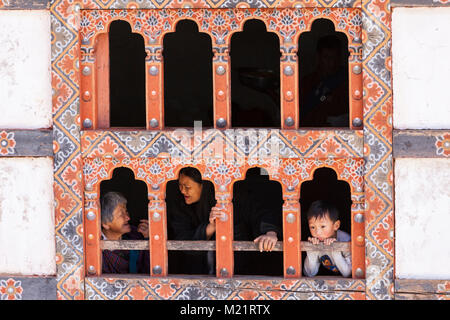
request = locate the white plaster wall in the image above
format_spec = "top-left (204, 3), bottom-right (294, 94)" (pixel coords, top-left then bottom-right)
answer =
top-left (0, 10), bottom-right (52, 129)
top-left (392, 7), bottom-right (450, 129)
top-left (0, 158), bottom-right (55, 275)
top-left (395, 158), bottom-right (450, 279)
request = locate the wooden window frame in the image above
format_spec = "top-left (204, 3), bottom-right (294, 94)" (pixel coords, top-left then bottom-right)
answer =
top-left (79, 8), bottom-right (363, 131)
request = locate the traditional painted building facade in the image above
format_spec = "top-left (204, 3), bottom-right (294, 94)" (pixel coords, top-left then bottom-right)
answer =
top-left (0, 0), bottom-right (448, 300)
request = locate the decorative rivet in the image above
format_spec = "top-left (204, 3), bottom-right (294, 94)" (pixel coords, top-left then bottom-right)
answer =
top-left (355, 268), bottom-right (364, 278)
top-left (149, 66), bottom-right (159, 76)
top-left (353, 36), bottom-right (361, 43)
top-left (352, 117), bottom-right (363, 127)
top-left (88, 234), bottom-right (94, 240)
top-left (216, 118), bottom-right (227, 128)
top-left (82, 66), bottom-right (91, 76)
top-left (354, 213), bottom-right (364, 223)
top-left (86, 211), bottom-right (96, 221)
top-left (82, 91), bottom-right (91, 102)
top-left (288, 237), bottom-right (294, 243)
top-left (83, 118), bottom-right (92, 129)
top-left (73, 4), bottom-right (81, 13)
top-left (357, 236), bottom-right (364, 243)
top-left (284, 66), bottom-right (294, 76)
top-left (152, 265), bottom-right (162, 275)
top-left (220, 268), bottom-right (228, 277)
top-left (286, 213), bottom-right (296, 224)
top-left (287, 185), bottom-right (295, 192)
top-left (286, 266), bottom-right (296, 275)
top-left (353, 90), bottom-right (362, 99)
top-left (154, 235), bottom-right (160, 241)
top-left (1, 140), bottom-right (7, 147)
top-left (153, 212), bottom-right (161, 222)
top-left (216, 66), bottom-right (226, 75)
top-left (7, 287), bottom-right (14, 294)
top-left (151, 90), bottom-right (157, 96)
top-left (221, 236), bottom-right (227, 241)
top-left (218, 90), bottom-right (224, 96)
top-left (285, 91), bottom-right (293, 97)
top-left (183, 3), bottom-right (192, 8)
top-left (88, 265), bottom-right (96, 274)
top-left (152, 184), bottom-right (160, 191)
top-left (284, 117), bottom-right (294, 127)
top-left (352, 65), bottom-right (362, 75)
top-left (150, 118), bottom-right (159, 128)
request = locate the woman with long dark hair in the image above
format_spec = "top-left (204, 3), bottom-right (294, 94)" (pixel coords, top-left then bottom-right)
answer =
top-left (166, 167), bottom-right (225, 275)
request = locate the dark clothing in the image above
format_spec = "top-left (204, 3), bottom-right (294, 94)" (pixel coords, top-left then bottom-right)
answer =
top-left (232, 175), bottom-right (284, 276)
top-left (101, 226), bottom-right (150, 274)
top-left (166, 181), bottom-right (217, 275)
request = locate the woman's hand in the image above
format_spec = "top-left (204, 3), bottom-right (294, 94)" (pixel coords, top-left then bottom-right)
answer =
top-left (254, 231), bottom-right (278, 252)
top-left (137, 219), bottom-right (149, 238)
top-left (206, 207), bottom-right (227, 239)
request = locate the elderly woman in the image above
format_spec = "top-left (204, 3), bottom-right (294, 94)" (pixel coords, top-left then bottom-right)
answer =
top-left (166, 167), bottom-right (226, 275)
top-left (101, 191), bottom-right (150, 274)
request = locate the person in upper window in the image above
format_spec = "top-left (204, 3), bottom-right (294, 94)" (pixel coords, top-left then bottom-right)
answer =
top-left (300, 34), bottom-right (349, 127)
top-left (303, 200), bottom-right (352, 277)
top-left (233, 168), bottom-right (284, 275)
top-left (101, 191), bottom-right (150, 274)
top-left (166, 167), bottom-right (226, 275)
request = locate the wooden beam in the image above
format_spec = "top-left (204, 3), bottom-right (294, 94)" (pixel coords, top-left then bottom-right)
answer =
top-left (393, 129), bottom-right (449, 158)
top-left (101, 240), bottom-right (351, 252)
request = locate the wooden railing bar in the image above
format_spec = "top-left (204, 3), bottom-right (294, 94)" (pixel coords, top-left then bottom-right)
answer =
top-left (101, 240), bottom-right (351, 252)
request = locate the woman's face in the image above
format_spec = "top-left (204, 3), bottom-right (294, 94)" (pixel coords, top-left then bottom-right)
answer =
top-left (179, 174), bottom-right (202, 205)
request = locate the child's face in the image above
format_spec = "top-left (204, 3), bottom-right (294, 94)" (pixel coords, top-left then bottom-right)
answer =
top-left (308, 213), bottom-right (340, 241)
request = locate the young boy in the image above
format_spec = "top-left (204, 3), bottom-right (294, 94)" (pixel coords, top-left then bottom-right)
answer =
top-left (303, 200), bottom-right (352, 277)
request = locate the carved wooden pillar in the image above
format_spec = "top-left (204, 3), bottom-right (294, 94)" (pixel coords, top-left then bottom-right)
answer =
top-left (281, 51), bottom-right (298, 129)
top-left (83, 181), bottom-right (101, 276)
top-left (213, 48), bottom-right (231, 129)
top-left (282, 188), bottom-right (301, 278)
top-left (146, 46), bottom-right (164, 130)
top-left (148, 192), bottom-right (168, 276)
top-left (351, 185), bottom-right (366, 278)
top-left (349, 37), bottom-right (363, 130)
top-left (215, 188), bottom-right (233, 278)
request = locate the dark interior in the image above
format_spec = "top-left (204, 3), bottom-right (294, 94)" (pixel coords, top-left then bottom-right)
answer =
top-left (230, 19), bottom-right (281, 128)
top-left (298, 18), bottom-right (350, 128)
top-left (109, 20), bottom-right (147, 128)
top-left (232, 167), bottom-right (284, 276)
top-left (163, 20), bottom-right (214, 128)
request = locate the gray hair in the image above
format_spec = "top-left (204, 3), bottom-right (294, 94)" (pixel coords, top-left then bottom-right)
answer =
top-left (101, 192), bottom-right (127, 224)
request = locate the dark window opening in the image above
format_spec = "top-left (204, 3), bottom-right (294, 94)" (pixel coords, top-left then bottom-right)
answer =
top-left (232, 167), bottom-right (284, 276)
top-left (163, 20), bottom-right (214, 128)
top-left (298, 19), bottom-right (349, 128)
top-left (165, 177), bottom-right (217, 275)
top-left (230, 19), bottom-right (281, 128)
top-left (299, 167), bottom-right (351, 276)
top-left (99, 167), bottom-right (150, 274)
top-left (109, 20), bottom-right (147, 128)
top-left (100, 167), bottom-right (149, 227)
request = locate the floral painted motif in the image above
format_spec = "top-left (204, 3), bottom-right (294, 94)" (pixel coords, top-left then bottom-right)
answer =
top-left (0, 279), bottom-right (23, 300)
top-left (436, 133), bottom-right (450, 157)
top-left (0, 131), bottom-right (16, 155)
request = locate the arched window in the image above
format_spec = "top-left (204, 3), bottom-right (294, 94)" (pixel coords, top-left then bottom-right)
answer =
top-left (232, 167), bottom-right (284, 276)
top-left (109, 20), bottom-right (147, 128)
top-left (298, 19), bottom-right (350, 128)
top-left (299, 167), bottom-right (352, 276)
top-left (163, 20), bottom-right (214, 128)
top-left (230, 19), bottom-right (281, 128)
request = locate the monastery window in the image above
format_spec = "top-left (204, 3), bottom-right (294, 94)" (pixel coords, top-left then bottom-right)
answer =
top-left (99, 167), bottom-right (150, 274)
top-left (108, 20), bottom-right (147, 128)
top-left (232, 167), bottom-right (284, 276)
top-left (298, 19), bottom-right (350, 128)
top-left (163, 20), bottom-right (214, 128)
top-left (230, 19), bottom-right (281, 128)
top-left (299, 167), bottom-right (352, 276)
